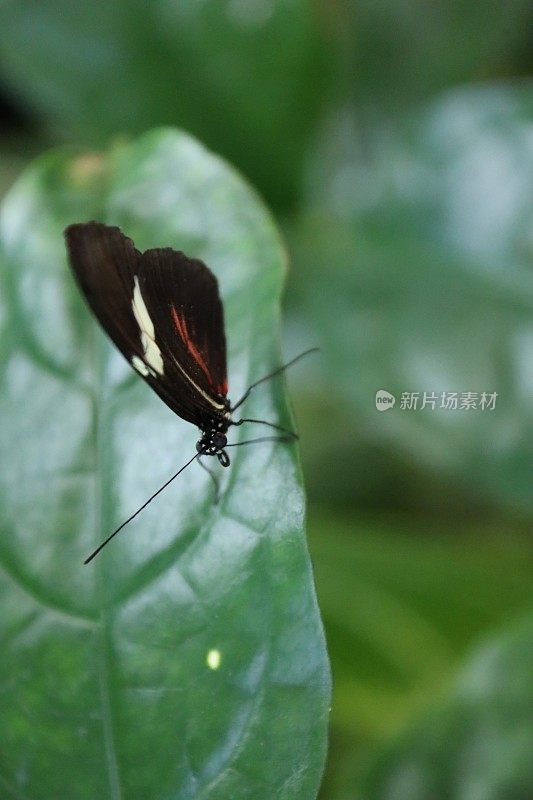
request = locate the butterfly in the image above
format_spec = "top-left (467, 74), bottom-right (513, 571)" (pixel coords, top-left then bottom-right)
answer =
top-left (65, 222), bottom-right (315, 563)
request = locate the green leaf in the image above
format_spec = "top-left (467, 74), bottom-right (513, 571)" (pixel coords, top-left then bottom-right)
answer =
top-left (288, 83), bottom-right (533, 517)
top-left (309, 513), bottom-right (533, 735)
top-left (307, 513), bottom-right (533, 800)
top-left (356, 612), bottom-right (533, 800)
top-left (332, 0), bottom-right (533, 111)
top-left (0, 129), bottom-right (330, 799)
top-left (0, 0), bottom-right (332, 210)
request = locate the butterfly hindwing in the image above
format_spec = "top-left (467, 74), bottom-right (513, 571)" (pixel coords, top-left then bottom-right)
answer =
top-left (139, 247), bottom-right (227, 398)
top-left (65, 222), bottom-right (229, 428)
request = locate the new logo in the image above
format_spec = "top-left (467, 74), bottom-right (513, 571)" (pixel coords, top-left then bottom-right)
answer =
top-left (375, 389), bottom-right (396, 411)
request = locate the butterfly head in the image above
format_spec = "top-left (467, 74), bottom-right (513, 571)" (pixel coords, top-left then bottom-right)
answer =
top-left (196, 426), bottom-right (230, 466)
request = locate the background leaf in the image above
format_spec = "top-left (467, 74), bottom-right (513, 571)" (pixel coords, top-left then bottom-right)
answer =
top-left (356, 613), bottom-right (533, 800)
top-left (0, 129), bottom-right (330, 799)
top-left (306, 513), bottom-right (533, 799)
top-left (0, 0), bottom-right (332, 210)
top-left (287, 82), bottom-right (533, 516)
top-left (332, 0), bottom-right (533, 110)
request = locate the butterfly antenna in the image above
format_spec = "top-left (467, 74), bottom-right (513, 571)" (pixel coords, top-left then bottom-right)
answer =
top-left (84, 451), bottom-right (201, 565)
top-left (230, 347), bottom-right (319, 413)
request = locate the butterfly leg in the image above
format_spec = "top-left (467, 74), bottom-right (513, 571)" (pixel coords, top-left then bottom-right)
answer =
top-left (198, 455), bottom-right (221, 504)
top-left (225, 434), bottom-right (296, 448)
top-left (231, 417), bottom-right (298, 440)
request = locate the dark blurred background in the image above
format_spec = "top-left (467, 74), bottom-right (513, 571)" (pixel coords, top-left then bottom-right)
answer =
top-left (0, 2), bottom-right (532, 798)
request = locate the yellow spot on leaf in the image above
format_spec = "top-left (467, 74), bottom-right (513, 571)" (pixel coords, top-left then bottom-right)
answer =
top-left (206, 649), bottom-right (221, 670)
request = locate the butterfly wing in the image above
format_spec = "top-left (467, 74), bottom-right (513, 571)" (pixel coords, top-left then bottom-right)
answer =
top-left (65, 221), bottom-right (142, 357)
top-left (139, 247), bottom-right (227, 394)
top-left (65, 222), bottom-right (229, 428)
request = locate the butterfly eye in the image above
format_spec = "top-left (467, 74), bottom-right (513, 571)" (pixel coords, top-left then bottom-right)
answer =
top-left (212, 432), bottom-right (227, 450)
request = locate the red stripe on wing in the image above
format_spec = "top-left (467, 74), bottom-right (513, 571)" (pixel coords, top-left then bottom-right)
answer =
top-left (171, 305), bottom-right (227, 396)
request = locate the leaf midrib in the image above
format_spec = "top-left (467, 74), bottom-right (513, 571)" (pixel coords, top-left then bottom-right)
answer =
top-left (92, 328), bottom-right (123, 800)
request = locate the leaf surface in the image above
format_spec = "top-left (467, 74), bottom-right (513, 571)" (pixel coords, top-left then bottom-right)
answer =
top-left (0, 130), bottom-right (330, 800)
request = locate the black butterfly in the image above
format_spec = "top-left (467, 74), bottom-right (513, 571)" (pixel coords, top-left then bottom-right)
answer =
top-left (65, 222), bottom-right (315, 563)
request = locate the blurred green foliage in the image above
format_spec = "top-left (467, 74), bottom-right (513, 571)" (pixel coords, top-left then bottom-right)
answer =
top-left (289, 84), bottom-right (533, 516)
top-left (0, 0), bottom-right (332, 209)
top-left (0, 1), bottom-right (531, 798)
top-left (357, 613), bottom-right (533, 800)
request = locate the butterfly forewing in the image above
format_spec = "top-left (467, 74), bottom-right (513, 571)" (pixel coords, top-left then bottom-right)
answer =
top-left (65, 222), bottom-right (229, 429)
top-left (66, 222), bottom-right (142, 357)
